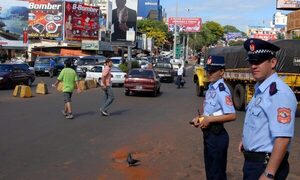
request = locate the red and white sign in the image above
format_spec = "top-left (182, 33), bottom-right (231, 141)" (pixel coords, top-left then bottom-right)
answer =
top-left (65, 2), bottom-right (100, 41)
top-left (168, 17), bottom-right (202, 32)
top-left (252, 34), bottom-right (277, 41)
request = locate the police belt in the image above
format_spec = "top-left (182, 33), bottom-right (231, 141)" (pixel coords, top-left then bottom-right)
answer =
top-left (202, 123), bottom-right (224, 135)
top-left (243, 151), bottom-right (289, 163)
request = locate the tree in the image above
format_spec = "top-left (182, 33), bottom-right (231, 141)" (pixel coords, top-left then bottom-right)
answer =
top-left (205, 21), bottom-right (224, 43)
top-left (137, 19), bottom-right (169, 47)
top-left (223, 25), bottom-right (247, 37)
top-left (188, 21), bottom-right (225, 52)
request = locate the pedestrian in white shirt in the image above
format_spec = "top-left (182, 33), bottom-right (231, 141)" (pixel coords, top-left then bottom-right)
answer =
top-left (176, 64), bottom-right (184, 89)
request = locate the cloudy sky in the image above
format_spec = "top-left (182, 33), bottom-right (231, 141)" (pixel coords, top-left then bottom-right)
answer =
top-left (160, 0), bottom-right (291, 32)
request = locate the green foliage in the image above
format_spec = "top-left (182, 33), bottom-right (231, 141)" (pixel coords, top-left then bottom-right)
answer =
top-left (188, 21), bottom-right (224, 51)
top-left (137, 19), bottom-right (168, 47)
top-left (228, 40), bottom-right (244, 46)
top-left (223, 25), bottom-right (246, 37)
top-left (119, 62), bottom-right (128, 73)
top-left (130, 60), bottom-right (140, 68)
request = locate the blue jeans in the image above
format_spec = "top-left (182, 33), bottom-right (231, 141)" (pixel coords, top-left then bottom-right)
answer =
top-left (101, 86), bottom-right (114, 112)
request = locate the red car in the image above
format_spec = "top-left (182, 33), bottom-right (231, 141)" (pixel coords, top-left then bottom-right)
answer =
top-left (124, 68), bottom-right (161, 96)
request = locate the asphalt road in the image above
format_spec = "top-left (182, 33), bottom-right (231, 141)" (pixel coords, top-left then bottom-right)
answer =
top-left (1, 67), bottom-right (300, 180)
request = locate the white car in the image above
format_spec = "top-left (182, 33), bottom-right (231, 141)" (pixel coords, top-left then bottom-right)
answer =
top-left (110, 57), bottom-right (123, 67)
top-left (85, 65), bottom-right (126, 86)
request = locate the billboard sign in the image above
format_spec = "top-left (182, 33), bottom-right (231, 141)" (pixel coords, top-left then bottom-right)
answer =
top-left (0, 0), bottom-right (28, 47)
top-left (138, 0), bottom-right (159, 18)
top-left (226, 32), bottom-right (242, 41)
top-left (28, 0), bottom-right (63, 39)
top-left (111, 0), bottom-right (138, 42)
top-left (81, 40), bottom-right (99, 50)
top-left (168, 17), bottom-right (202, 32)
top-left (252, 33), bottom-right (277, 41)
top-left (276, 0), bottom-right (300, 10)
top-left (65, 2), bottom-right (100, 41)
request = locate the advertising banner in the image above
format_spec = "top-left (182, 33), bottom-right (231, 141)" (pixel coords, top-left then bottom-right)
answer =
top-left (81, 40), bottom-right (99, 50)
top-left (65, 2), bottom-right (100, 41)
top-left (252, 33), bottom-right (277, 41)
top-left (111, 0), bottom-right (138, 42)
top-left (28, 0), bottom-right (63, 39)
top-left (138, 0), bottom-right (159, 18)
top-left (168, 17), bottom-right (202, 33)
top-left (226, 32), bottom-right (243, 41)
top-left (277, 0), bottom-right (300, 10)
top-left (0, 0), bottom-right (28, 47)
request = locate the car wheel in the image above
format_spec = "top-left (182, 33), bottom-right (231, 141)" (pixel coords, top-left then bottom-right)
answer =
top-left (152, 89), bottom-right (157, 97)
top-left (125, 89), bottom-right (130, 96)
top-left (157, 87), bottom-right (160, 94)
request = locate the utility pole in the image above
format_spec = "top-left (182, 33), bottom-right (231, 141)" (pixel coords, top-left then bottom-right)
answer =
top-left (185, 8), bottom-right (191, 62)
top-left (173, 0), bottom-right (178, 59)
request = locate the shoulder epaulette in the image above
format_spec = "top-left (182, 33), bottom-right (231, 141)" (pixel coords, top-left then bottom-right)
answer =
top-left (269, 82), bottom-right (277, 96)
top-left (218, 83), bottom-right (225, 91)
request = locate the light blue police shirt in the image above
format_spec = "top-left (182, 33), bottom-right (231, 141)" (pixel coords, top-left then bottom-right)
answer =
top-left (204, 78), bottom-right (235, 116)
top-left (243, 73), bottom-right (297, 152)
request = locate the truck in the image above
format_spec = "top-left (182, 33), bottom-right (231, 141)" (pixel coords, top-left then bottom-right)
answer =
top-left (193, 39), bottom-right (300, 110)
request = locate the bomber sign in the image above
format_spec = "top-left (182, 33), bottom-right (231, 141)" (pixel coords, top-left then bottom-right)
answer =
top-left (65, 2), bottom-right (100, 41)
top-left (28, 0), bottom-right (63, 39)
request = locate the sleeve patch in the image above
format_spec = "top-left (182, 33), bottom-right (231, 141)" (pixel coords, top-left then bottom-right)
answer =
top-left (277, 108), bottom-right (291, 124)
top-left (225, 95), bottom-right (233, 106)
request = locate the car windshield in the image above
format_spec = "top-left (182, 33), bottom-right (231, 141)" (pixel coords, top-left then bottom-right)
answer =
top-left (78, 58), bottom-right (96, 65)
top-left (155, 63), bottom-right (172, 69)
top-left (129, 69), bottom-right (154, 78)
top-left (111, 59), bottom-right (121, 64)
top-left (111, 67), bottom-right (122, 72)
top-left (36, 58), bottom-right (50, 64)
top-left (0, 65), bottom-right (13, 72)
top-left (92, 66), bottom-right (102, 72)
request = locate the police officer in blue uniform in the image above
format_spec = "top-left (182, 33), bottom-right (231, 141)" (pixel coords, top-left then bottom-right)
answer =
top-left (239, 38), bottom-right (297, 180)
top-left (193, 55), bottom-right (236, 180)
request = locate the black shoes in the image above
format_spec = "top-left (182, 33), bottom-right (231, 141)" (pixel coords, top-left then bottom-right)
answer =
top-left (100, 109), bottom-right (109, 116)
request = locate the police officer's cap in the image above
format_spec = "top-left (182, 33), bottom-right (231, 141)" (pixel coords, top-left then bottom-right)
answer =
top-left (244, 38), bottom-right (280, 62)
top-left (204, 55), bottom-right (225, 71)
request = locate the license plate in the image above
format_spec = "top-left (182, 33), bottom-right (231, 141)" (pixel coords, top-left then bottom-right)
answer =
top-left (116, 75), bottom-right (121, 78)
top-left (136, 85), bottom-right (142, 90)
top-left (45, 70), bottom-right (49, 72)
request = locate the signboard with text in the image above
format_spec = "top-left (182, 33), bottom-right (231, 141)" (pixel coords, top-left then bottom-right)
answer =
top-left (28, 0), bottom-right (63, 39)
top-left (277, 0), bottom-right (300, 10)
top-left (65, 2), bottom-right (100, 41)
top-left (252, 34), bottom-right (277, 41)
top-left (168, 17), bottom-right (202, 33)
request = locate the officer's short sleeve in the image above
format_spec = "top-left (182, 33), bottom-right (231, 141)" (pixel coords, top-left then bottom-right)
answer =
top-left (267, 92), bottom-right (297, 138)
top-left (218, 90), bottom-right (236, 114)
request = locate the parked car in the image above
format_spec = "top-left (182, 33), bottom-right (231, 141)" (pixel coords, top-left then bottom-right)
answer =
top-left (76, 55), bottom-right (106, 78)
top-left (124, 68), bottom-right (161, 97)
top-left (0, 64), bottom-right (35, 89)
top-left (153, 62), bottom-right (174, 83)
top-left (56, 56), bottom-right (79, 71)
top-left (110, 57), bottom-right (124, 67)
top-left (34, 56), bottom-right (55, 76)
top-left (85, 65), bottom-right (126, 86)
